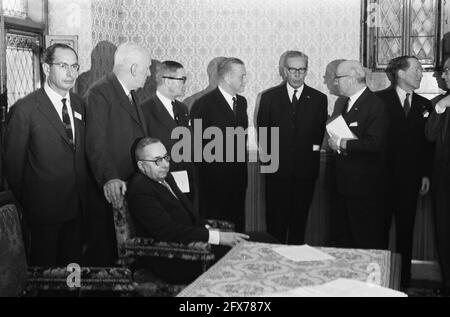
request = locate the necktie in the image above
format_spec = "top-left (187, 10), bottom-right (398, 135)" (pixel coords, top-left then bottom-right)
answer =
top-left (160, 180), bottom-right (178, 199)
top-left (128, 91), bottom-right (135, 105)
top-left (292, 89), bottom-right (298, 104)
top-left (343, 97), bottom-right (350, 114)
top-left (404, 93), bottom-right (411, 116)
top-left (61, 98), bottom-right (74, 146)
top-left (232, 97), bottom-right (237, 116)
top-left (172, 100), bottom-right (180, 125)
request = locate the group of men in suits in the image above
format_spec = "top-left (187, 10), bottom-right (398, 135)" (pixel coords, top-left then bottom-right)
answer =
top-left (4, 41), bottom-right (448, 292)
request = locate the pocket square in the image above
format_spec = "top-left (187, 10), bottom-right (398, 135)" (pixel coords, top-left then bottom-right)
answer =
top-left (313, 144), bottom-right (320, 151)
top-left (423, 111), bottom-right (430, 118)
top-left (74, 111), bottom-right (82, 120)
top-left (349, 122), bottom-right (358, 127)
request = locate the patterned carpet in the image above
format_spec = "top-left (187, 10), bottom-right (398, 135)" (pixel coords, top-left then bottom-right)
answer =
top-left (406, 281), bottom-right (449, 297)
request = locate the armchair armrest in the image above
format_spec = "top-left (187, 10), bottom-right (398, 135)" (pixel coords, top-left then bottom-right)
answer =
top-left (25, 267), bottom-right (136, 294)
top-left (205, 219), bottom-right (235, 232)
top-left (124, 238), bottom-right (215, 262)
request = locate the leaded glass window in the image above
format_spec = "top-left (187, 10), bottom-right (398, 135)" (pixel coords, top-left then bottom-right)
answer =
top-left (2, 0), bottom-right (27, 19)
top-left (363, 0), bottom-right (442, 69)
top-left (6, 32), bottom-right (40, 107)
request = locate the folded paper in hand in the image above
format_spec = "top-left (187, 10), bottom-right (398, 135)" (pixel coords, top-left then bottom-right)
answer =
top-left (326, 115), bottom-right (358, 139)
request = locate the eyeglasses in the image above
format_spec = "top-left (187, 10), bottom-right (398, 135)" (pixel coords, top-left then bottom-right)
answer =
top-left (287, 67), bottom-right (307, 74)
top-left (139, 154), bottom-right (171, 167)
top-left (49, 62), bottom-right (80, 72)
top-left (443, 67), bottom-right (450, 75)
top-left (335, 74), bottom-right (351, 79)
top-left (163, 76), bottom-right (187, 84)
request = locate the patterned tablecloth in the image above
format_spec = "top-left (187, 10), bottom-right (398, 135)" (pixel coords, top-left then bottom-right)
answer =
top-left (177, 242), bottom-right (395, 297)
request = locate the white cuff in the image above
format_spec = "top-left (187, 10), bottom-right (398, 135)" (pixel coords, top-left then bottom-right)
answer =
top-left (337, 137), bottom-right (342, 154)
top-left (435, 103), bottom-right (446, 114)
top-left (208, 230), bottom-right (220, 245)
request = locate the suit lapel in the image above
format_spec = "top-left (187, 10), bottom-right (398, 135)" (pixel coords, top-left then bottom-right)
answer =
top-left (37, 89), bottom-right (73, 148)
top-left (153, 95), bottom-right (177, 132)
top-left (108, 73), bottom-right (146, 133)
top-left (70, 93), bottom-right (84, 151)
top-left (214, 88), bottom-right (237, 124)
top-left (344, 87), bottom-right (369, 122)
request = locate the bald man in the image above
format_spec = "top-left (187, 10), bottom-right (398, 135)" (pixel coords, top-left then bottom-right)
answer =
top-left (328, 60), bottom-right (389, 249)
top-left (85, 42), bottom-right (151, 265)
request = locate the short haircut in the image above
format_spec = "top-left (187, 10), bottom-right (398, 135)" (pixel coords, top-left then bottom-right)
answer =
top-left (217, 57), bottom-right (245, 79)
top-left (155, 60), bottom-right (184, 85)
top-left (41, 43), bottom-right (78, 64)
top-left (282, 50), bottom-right (309, 69)
top-left (385, 55), bottom-right (418, 84)
top-left (134, 137), bottom-right (162, 162)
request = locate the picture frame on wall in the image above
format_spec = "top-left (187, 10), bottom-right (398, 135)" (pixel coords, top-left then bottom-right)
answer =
top-left (45, 35), bottom-right (78, 53)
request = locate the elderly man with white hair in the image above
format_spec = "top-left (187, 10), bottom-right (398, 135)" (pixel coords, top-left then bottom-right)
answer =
top-left (84, 42), bottom-right (151, 265)
top-left (328, 60), bottom-right (389, 250)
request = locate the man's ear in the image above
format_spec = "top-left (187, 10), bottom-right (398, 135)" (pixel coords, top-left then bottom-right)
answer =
top-left (42, 63), bottom-right (50, 77)
top-left (137, 161), bottom-right (144, 173)
top-left (130, 63), bottom-right (138, 76)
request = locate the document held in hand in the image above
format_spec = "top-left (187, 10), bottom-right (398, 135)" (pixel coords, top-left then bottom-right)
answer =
top-left (326, 115), bottom-right (358, 140)
top-left (171, 170), bottom-right (190, 193)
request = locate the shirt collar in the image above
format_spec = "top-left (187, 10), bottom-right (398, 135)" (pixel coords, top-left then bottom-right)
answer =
top-left (396, 85), bottom-right (412, 104)
top-left (117, 78), bottom-right (130, 97)
top-left (218, 85), bottom-right (236, 108)
top-left (348, 86), bottom-right (367, 112)
top-left (286, 82), bottom-right (304, 100)
top-left (156, 90), bottom-right (175, 118)
top-left (44, 82), bottom-right (71, 105)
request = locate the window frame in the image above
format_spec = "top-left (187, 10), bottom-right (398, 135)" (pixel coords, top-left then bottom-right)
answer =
top-left (361, 0), bottom-right (444, 71)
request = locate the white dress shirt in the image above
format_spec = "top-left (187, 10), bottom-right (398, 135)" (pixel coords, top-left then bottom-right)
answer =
top-left (347, 86), bottom-right (367, 112)
top-left (44, 82), bottom-right (75, 143)
top-left (286, 83), bottom-right (304, 102)
top-left (218, 85), bottom-right (237, 110)
top-left (396, 86), bottom-right (413, 110)
top-left (156, 90), bottom-right (175, 119)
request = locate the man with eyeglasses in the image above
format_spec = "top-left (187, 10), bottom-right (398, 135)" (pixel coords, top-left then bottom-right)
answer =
top-left (4, 43), bottom-right (88, 266)
top-left (140, 61), bottom-right (197, 206)
top-left (257, 50), bottom-right (328, 244)
top-left (127, 137), bottom-right (250, 283)
top-left (376, 56), bottom-right (433, 290)
top-left (425, 57), bottom-right (450, 296)
top-left (84, 42), bottom-right (151, 265)
top-left (328, 60), bottom-right (388, 250)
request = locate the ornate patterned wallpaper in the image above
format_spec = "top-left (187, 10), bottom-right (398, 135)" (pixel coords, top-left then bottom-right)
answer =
top-left (117, 0), bottom-right (361, 147)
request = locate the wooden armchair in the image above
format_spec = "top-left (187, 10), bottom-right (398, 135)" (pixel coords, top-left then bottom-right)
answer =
top-left (112, 200), bottom-right (234, 296)
top-left (0, 191), bottom-right (135, 296)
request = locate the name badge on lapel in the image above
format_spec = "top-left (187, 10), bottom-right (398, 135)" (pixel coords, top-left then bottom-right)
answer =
top-left (74, 111), bottom-right (83, 120)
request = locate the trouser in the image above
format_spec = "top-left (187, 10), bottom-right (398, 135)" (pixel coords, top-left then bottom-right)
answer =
top-left (265, 176), bottom-right (316, 244)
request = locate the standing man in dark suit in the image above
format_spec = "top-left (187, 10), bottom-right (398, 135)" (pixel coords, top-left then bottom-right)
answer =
top-left (257, 50), bottom-right (328, 244)
top-left (4, 43), bottom-right (87, 266)
top-left (328, 60), bottom-right (389, 249)
top-left (140, 61), bottom-right (196, 204)
top-left (376, 56), bottom-right (433, 289)
top-left (85, 42), bottom-right (151, 265)
top-left (425, 57), bottom-right (450, 295)
top-left (191, 58), bottom-right (248, 232)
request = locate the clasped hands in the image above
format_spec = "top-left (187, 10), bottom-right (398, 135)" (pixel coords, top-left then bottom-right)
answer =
top-left (103, 178), bottom-right (127, 208)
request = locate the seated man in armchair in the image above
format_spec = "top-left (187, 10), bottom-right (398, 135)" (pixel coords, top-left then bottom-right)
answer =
top-left (127, 137), bottom-right (261, 283)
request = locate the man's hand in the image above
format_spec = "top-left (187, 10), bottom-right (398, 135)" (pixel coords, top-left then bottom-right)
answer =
top-left (103, 179), bottom-right (127, 208)
top-left (219, 232), bottom-right (250, 247)
top-left (436, 95), bottom-right (450, 110)
top-left (328, 134), bottom-right (340, 152)
top-left (419, 177), bottom-right (430, 196)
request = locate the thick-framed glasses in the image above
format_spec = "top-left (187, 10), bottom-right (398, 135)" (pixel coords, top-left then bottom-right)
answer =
top-left (139, 154), bottom-right (171, 167)
top-left (49, 62), bottom-right (80, 72)
top-left (334, 74), bottom-right (351, 82)
top-left (287, 67), bottom-right (307, 74)
top-left (163, 76), bottom-right (187, 84)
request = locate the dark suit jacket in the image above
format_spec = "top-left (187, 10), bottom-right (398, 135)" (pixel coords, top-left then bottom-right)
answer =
top-left (4, 88), bottom-right (87, 225)
top-left (85, 72), bottom-right (148, 187)
top-left (425, 98), bottom-right (450, 189)
top-left (376, 87), bottom-right (433, 187)
top-left (140, 94), bottom-right (195, 185)
top-left (335, 88), bottom-right (389, 197)
top-left (257, 83), bottom-right (328, 179)
top-left (191, 87), bottom-right (248, 191)
top-left (127, 173), bottom-right (209, 244)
